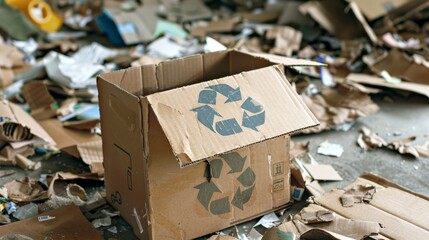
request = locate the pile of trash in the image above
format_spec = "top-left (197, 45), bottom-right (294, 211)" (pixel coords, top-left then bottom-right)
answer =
top-left (0, 0), bottom-right (428, 239)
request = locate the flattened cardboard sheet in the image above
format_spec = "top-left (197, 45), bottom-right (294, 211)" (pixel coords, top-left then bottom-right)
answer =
top-left (346, 73), bottom-right (429, 98)
top-left (0, 205), bottom-right (103, 239)
top-left (314, 173), bottom-right (429, 239)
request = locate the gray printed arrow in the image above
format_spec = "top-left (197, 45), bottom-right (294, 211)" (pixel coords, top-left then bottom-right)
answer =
top-left (241, 97), bottom-right (264, 113)
top-left (191, 105), bottom-right (221, 132)
top-left (242, 111), bottom-right (265, 131)
top-left (232, 186), bottom-right (254, 210)
top-left (221, 152), bottom-right (246, 173)
top-left (194, 181), bottom-right (221, 210)
top-left (208, 84), bottom-right (242, 103)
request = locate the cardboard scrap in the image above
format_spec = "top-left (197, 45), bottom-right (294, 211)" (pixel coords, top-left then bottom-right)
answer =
top-left (266, 26), bottom-right (302, 57)
top-left (347, 73), bottom-right (429, 98)
top-left (313, 173), bottom-right (429, 239)
top-left (0, 205), bottom-right (103, 239)
top-left (293, 204), bottom-right (383, 239)
top-left (299, 1), bottom-right (367, 40)
top-left (340, 184), bottom-right (377, 207)
top-left (300, 84), bottom-right (379, 133)
top-left (364, 49), bottom-right (429, 86)
top-left (290, 140), bottom-right (309, 160)
top-left (190, 17), bottom-right (242, 37)
top-left (357, 126), bottom-right (387, 150)
top-left (21, 81), bottom-right (57, 120)
top-left (357, 126), bottom-right (429, 158)
top-left (299, 210), bottom-right (335, 224)
top-left (4, 177), bottom-right (47, 202)
top-left (303, 164), bottom-right (343, 181)
top-left (0, 44), bottom-right (24, 69)
top-left (0, 99), bottom-right (54, 145)
top-left (162, 0), bottom-right (212, 22)
top-left (317, 141), bottom-right (344, 158)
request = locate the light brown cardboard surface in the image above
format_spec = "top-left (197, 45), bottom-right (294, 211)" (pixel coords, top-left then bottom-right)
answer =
top-left (314, 173), bottom-right (429, 240)
top-left (346, 73), bottom-right (429, 98)
top-left (0, 100), bottom-right (54, 144)
top-left (303, 164), bottom-right (343, 181)
top-left (0, 205), bottom-right (103, 239)
top-left (351, 0), bottom-right (412, 20)
top-left (147, 66), bottom-right (318, 165)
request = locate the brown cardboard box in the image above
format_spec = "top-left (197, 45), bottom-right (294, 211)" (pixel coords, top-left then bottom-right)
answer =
top-left (97, 50), bottom-right (322, 239)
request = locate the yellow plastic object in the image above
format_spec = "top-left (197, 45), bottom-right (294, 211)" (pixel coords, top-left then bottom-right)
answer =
top-left (5, 0), bottom-right (62, 33)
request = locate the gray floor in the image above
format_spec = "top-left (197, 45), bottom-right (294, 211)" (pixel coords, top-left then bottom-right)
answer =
top-left (0, 92), bottom-right (427, 239)
top-left (295, 93), bottom-right (429, 196)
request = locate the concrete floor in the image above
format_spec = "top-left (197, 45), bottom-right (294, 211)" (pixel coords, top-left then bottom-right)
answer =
top-left (0, 91), bottom-right (428, 239)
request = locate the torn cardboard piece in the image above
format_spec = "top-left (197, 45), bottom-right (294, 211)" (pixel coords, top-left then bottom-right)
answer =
top-left (303, 164), bottom-right (343, 182)
top-left (190, 17), bottom-right (242, 37)
top-left (0, 99), bottom-right (54, 145)
top-left (299, 1), bottom-right (367, 40)
top-left (300, 83), bottom-right (379, 134)
top-left (39, 118), bottom-right (103, 175)
top-left (347, 73), bottom-right (429, 98)
top-left (290, 140), bottom-right (309, 160)
top-left (21, 80), bottom-right (57, 120)
top-left (340, 184), bottom-right (377, 207)
top-left (4, 177), bottom-right (47, 202)
top-left (357, 126), bottom-right (429, 158)
top-left (0, 205), bottom-right (103, 239)
top-left (161, 0), bottom-right (212, 22)
top-left (266, 26), bottom-right (302, 57)
top-left (313, 173), bottom-right (429, 239)
top-left (364, 49), bottom-right (429, 85)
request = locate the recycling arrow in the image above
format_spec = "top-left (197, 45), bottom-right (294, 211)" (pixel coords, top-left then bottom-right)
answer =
top-left (191, 105), bottom-right (221, 132)
top-left (222, 152), bottom-right (246, 173)
top-left (232, 186), bottom-right (254, 210)
top-left (241, 97), bottom-right (264, 113)
top-left (198, 89), bottom-right (217, 105)
top-left (194, 181), bottom-right (221, 210)
top-left (242, 111), bottom-right (265, 131)
top-left (208, 84), bottom-right (242, 103)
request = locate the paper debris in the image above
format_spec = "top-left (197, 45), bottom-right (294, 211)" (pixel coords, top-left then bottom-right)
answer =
top-left (357, 126), bottom-right (429, 158)
top-left (4, 178), bottom-right (47, 202)
top-left (357, 126), bottom-right (387, 150)
top-left (303, 164), bottom-right (342, 181)
top-left (299, 210), bottom-right (335, 224)
top-left (266, 26), bottom-right (302, 57)
top-left (254, 213), bottom-right (281, 228)
top-left (15, 154), bottom-right (41, 170)
top-left (300, 84), bottom-right (379, 133)
top-left (0, 99), bottom-right (54, 145)
top-left (92, 216), bottom-right (112, 228)
top-left (290, 140), bottom-right (309, 160)
top-left (317, 141), bottom-right (344, 157)
top-left (294, 204), bottom-right (382, 239)
top-left (38, 215), bottom-right (56, 222)
top-left (21, 81), bottom-right (57, 120)
top-left (340, 184), bottom-right (376, 207)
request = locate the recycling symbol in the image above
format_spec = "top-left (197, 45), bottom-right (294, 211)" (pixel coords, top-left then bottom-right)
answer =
top-left (194, 152), bottom-right (256, 215)
top-left (192, 84), bottom-right (265, 136)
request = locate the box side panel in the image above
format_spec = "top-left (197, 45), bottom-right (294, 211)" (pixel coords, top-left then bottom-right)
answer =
top-left (156, 55), bottom-right (204, 92)
top-left (229, 51), bottom-right (273, 75)
top-left (99, 67), bottom-right (144, 96)
top-left (147, 111), bottom-right (291, 239)
top-left (97, 77), bottom-right (150, 239)
top-left (203, 51), bottom-right (230, 81)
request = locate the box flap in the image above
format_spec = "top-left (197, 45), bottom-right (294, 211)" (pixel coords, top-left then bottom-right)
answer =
top-left (146, 66), bottom-right (319, 167)
top-left (242, 52), bottom-right (326, 67)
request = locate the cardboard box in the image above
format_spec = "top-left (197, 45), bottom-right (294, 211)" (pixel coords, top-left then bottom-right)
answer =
top-left (97, 50), bottom-right (321, 239)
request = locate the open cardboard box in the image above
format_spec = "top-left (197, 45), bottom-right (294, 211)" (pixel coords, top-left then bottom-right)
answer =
top-left (97, 50), bottom-right (322, 239)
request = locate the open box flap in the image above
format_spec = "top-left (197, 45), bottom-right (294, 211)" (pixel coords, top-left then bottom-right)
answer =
top-left (146, 66), bottom-right (319, 167)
